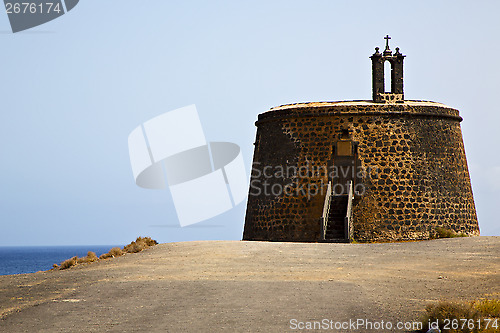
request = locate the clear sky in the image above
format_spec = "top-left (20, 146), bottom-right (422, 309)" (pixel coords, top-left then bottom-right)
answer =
top-left (0, 0), bottom-right (498, 246)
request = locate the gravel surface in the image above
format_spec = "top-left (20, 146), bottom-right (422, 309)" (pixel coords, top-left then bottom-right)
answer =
top-left (0, 237), bottom-right (498, 332)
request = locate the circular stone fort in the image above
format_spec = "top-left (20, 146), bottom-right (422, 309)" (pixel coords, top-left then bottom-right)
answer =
top-left (243, 36), bottom-right (479, 242)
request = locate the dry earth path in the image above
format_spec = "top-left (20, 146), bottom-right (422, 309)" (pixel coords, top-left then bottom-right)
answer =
top-left (0, 237), bottom-right (499, 332)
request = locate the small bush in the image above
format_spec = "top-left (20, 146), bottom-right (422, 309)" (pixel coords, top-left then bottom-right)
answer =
top-left (123, 237), bottom-right (158, 253)
top-left (60, 256), bottom-right (78, 270)
top-left (419, 299), bottom-right (500, 332)
top-left (124, 242), bottom-right (145, 253)
top-left (141, 237), bottom-right (158, 246)
top-left (55, 237), bottom-right (158, 270)
top-left (86, 251), bottom-right (98, 262)
top-left (472, 299), bottom-right (500, 318)
top-left (76, 251), bottom-right (98, 264)
top-left (99, 252), bottom-right (112, 259)
top-left (99, 247), bottom-right (124, 259)
top-left (435, 227), bottom-right (467, 239)
top-left (109, 247), bottom-right (123, 257)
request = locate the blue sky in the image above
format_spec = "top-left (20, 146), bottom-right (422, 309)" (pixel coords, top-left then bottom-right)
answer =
top-left (0, 1), bottom-right (498, 246)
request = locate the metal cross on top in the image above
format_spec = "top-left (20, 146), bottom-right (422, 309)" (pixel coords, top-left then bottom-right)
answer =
top-left (384, 35), bottom-right (391, 50)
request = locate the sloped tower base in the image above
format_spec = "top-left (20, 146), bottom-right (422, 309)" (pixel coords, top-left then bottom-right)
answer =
top-left (243, 100), bottom-right (479, 242)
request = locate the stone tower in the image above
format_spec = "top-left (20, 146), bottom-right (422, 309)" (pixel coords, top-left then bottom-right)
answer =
top-left (243, 36), bottom-right (479, 242)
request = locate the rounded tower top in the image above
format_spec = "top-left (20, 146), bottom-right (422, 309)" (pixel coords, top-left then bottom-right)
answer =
top-left (257, 100), bottom-right (462, 125)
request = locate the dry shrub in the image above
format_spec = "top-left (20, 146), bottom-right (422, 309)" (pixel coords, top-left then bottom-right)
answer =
top-left (419, 299), bottom-right (500, 332)
top-left (85, 251), bottom-right (98, 262)
top-left (60, 251), bottom-right (98, 269)
top-left (124, 242), bottom-right (145, 253)
top-left (99, 252), bottom-right (112, 259)
top-left (77, 251), bottom-right (98, 264)
top-left (109, 247), bottom-right (123, 257)
top-left (434, 227), bottom-right (467, 239)
top-left (422, 301), bottom-right (479, 332)
top-left (472, 299), bottom-right (500, 318)
top-left (99, 247), bottom-right (124, 259)
top-left (123, 237), bottom-right (158, 253)
top-left (132, 236), bottom-right (157, 247)
top-left (56, 237), bottom-right (158, 270)
top-left (60, 256), bottom-right (78, 270)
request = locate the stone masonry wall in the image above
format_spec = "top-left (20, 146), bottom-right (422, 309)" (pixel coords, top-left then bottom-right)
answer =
top-left (242, 101), bottom-right (479, 242)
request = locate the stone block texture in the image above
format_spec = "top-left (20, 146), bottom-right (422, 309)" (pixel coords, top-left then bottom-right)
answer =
top-left (242, 100), bottom-right (479, 242)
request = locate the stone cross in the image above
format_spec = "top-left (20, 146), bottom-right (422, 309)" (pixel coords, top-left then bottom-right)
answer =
top-left (384, 35), bottom-right (391, 50)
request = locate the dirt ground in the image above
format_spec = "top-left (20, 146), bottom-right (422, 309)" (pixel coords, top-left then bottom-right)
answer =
top-left (0, 237), bottom-right (499, 332)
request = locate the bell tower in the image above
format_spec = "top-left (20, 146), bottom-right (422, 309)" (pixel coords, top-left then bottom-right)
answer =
top-left (243, 37), bottom-right (479, 243)
top-left (370, 35), bottom-right (405, 103)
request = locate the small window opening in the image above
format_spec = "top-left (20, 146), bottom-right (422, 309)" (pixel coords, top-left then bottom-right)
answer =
top-left (341, 129), bottom-right (350, 139)
top-left (384, 61), bottom-right (392, 93)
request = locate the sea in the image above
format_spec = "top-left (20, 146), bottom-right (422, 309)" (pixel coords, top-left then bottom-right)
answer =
top-left (0, 245), bottom-right (123, 276)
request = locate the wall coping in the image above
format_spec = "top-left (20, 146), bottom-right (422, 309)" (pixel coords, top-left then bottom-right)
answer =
top-left (257, 100), bottom-right (462, 125)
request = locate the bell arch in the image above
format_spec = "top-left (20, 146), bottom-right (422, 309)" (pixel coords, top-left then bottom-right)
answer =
top-left (370, 35), bottom-right (405, 103)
